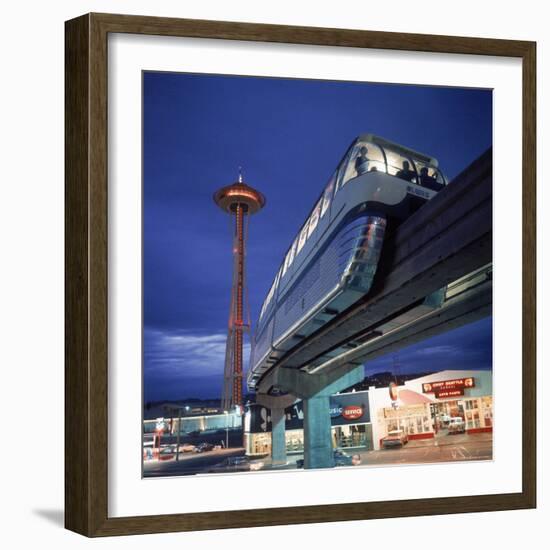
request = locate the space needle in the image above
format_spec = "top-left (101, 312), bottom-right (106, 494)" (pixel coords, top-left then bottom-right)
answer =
top-left (214, 170), bottom-right (265, 411)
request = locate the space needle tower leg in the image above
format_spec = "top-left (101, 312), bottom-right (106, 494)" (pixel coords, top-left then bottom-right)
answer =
top-left (214, 172), bottom-right (265, 411)
top-left (233, 203), bottom-right (245, 407)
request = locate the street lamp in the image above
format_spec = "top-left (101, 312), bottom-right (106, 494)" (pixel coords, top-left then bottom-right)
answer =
top-left (175, 408), bottom-right (182, 462)
top-left (224, 411), bottom-right (229, 449)
top-left (155, 418), bottom-right (165, 461)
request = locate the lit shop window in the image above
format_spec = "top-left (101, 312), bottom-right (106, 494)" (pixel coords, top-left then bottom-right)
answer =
top-left (464, 398), bottom-right (482, 429)
top-left (383, 404), bottom-right (432, 435)
top-left (285, 430), bottom-right (304, 452)
top-left (481, 396), bottom-right (493, 427)
top-left (332, 424), bottom-right (368, 449)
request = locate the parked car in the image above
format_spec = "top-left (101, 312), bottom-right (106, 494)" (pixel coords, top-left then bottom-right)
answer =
top-left (207, 456), bottom-right (264, 473)
top-left (334, 449), bottom-right (361, 466)
top-left (158, 446), bottom-right (176, 460)
top-left (193, 442), bottom-right (215, 453)
top-left (175, 443), bottom-right (196, 453)
top-left (381, 429), bottom-right (409, 448)
top-left (296, 449), bottom-right (360, 469)
top-left (448, 417), bottom-right (466, 434)
top-left (438, 414), bottom-right (452, 427)
top-left (143, 435), bottom-right (156, 460)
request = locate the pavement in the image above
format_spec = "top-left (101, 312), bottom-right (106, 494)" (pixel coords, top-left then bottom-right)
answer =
top-left (406, 431), bottom-right (492, 447)
top-left (363, 432), bottom-right (492, 465)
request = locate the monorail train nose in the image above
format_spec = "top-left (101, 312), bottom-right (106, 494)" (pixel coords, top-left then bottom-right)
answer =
top-left (341, 214), bottom-right (387, 291)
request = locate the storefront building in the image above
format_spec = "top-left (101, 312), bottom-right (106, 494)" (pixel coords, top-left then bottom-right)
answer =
top-left (143, 409), bottom-right (241, 436)
top-left (369, 369), bottom-right (493, 450)
top-left (244, 390), bottom-right (372, 456)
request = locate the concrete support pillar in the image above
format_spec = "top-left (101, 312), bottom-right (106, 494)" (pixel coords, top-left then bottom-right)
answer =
top-left (255, 392), bottom-right (298, 466)
top-left (303, 394), bottom-right (334, 469)
top-left (258, 363), bottom-right (363, 470)
top-left (271, 408), bottom-right (287, 465)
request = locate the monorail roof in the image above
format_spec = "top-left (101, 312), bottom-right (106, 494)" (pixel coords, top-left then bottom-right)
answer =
top-left (358, 133), bottom-right (438, 167)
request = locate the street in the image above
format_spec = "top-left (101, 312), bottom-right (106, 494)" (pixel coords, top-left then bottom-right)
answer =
top-left (143, 447), bottom-right (247, 477)
top-left (143, 432), bottom-right (492, 476)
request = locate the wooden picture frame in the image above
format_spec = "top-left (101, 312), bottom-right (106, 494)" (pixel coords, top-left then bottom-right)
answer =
top-left (65, 12), bottom-right (536, 537)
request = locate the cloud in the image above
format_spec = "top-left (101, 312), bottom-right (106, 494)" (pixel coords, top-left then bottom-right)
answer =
top-left (412, 345), bottom-right (460, 357)
top-left (364, 317), bottom-right (493, 376)
top-left (143, 327), bottom-right (251, 380)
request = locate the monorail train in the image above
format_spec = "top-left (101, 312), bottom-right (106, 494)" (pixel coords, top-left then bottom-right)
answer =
top-left (248, 134), bottom-right (447, 391)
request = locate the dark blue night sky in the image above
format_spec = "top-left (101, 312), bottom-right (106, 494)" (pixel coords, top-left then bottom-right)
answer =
top-left (143, 72), bottom-right (493, 402)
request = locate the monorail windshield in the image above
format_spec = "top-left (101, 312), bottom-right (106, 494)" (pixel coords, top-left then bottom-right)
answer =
top-left (257, 135), bottom-right (446, 323)
top-left (338, 136), bottom-right (446, 191)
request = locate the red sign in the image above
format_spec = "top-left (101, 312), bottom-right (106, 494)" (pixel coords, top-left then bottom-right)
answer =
top-left (422, 377), bottom-right (475, 398)
top-left (436, 389), bottom-right (464, 398)
top-left (342, 405), bottom-right (364, 420)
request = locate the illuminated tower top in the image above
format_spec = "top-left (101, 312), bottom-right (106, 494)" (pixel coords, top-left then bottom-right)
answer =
top-left (213, 170), bottom-right (266, 215)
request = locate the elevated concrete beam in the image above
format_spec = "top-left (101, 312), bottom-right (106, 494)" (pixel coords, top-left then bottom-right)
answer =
top-left (359, 280), bottom-right (492, 365)
top-left (254, 392), bottom-right (298, 410)
top-left (261, 362), bottom-right (364, 399)
top-left (306, 276), bottom-right (492, 375)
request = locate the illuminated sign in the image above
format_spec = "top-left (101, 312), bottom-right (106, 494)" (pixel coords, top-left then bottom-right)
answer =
top-left (389, 382), bottom-right (398, 401)
top-left (247, 392), bottom-right (370, 433)
top-left (436, 389), bottom-right (465, 398)
top-left (155, 418), bottom-right (166, 432)
top-left (341, 405), bottom-right (364, 420)
top-left (422, 377), bottom-right (475, 398)
top-left (407, 184), bottom-right (431, 199)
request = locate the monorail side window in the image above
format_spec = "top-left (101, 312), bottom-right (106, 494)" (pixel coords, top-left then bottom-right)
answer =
top-left (321, 173), bottom-right (336, 218)
top-left (282, 240), bottom-right (297, 276)
top-left (433, 169), bottom-right (446, 185)
top-left (288, 239), bottom-right (297, 265)
top-left (384, 149), bottom-right (418, 183)
top-left (260, 269), bottom-right (281, 319)
top-left (335, 145), bottom-right (355, 192)
top-left (297, 220), bottom-right (310, 254)
top-left (338, 143), bottom-right (362, 189)
top-left (307, 200), bottom-right (322, 238)
top-left (259, 293), bottom-right (269, 320)
top-left (259, 301), bottom-right (267, 320)
top-left (282, 252), bottom-right (291, 277)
